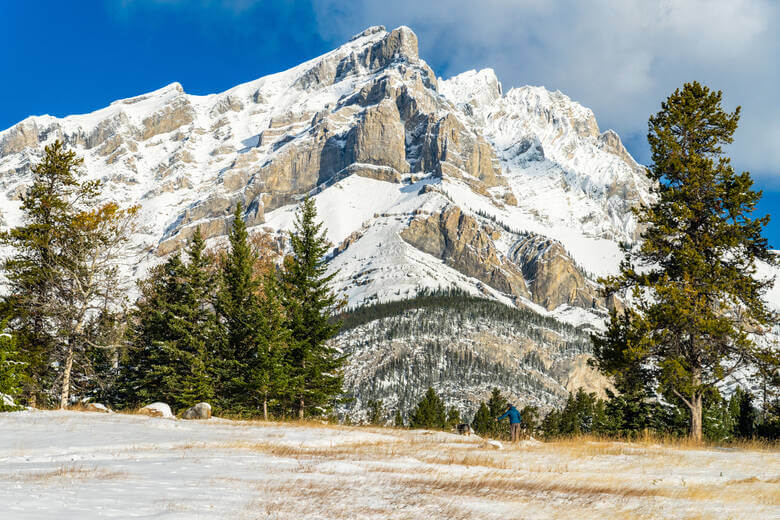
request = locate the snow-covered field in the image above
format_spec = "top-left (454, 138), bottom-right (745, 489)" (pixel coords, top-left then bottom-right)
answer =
top-left (1, 411), bottom-right (778, 519)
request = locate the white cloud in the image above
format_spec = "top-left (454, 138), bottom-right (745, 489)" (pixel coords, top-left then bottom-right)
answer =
top-left (310, 0), bottom-right (780, 181)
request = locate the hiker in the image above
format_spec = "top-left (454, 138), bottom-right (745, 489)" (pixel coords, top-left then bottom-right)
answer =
top-left (495, 404), bottom-right (522, 442)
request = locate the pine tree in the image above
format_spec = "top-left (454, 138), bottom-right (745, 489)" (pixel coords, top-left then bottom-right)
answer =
top-left (704, 394), bottom-right (732, 442)
top-left (0, 141), bottom-right (137, 408)
top-left (393, 408), bottom-right (405, 428)
top-left (596, 82), bottom-right (779, 442)
top-left (733, 388), bottom-right (756, 438)
top-left (211, 206), bottom-right (292, 418)
top-left (119, 230), bottom-right (215, 413)
top-left (486, 387), bottom-right (509, 438)
top-left (540, 409), bottom-right (561, 438)
top-left (367, 399), bottom-right (385, 425)
top-left (214, 204), bottom-right (261, 411)
top-left (409, 387), bottom-right (447, 429)
top-left (519, 405), bottom-right (539, 436)
top-left (251, 272), bottom-right (291, 420)
top-left (280, 197), bottom-right (344, 419)
top-left (557, 393), bottom-right (580, 435)
top-left (0, 320), bottom-right (26, 412)
top-left (446, 406), bottom-right (461, 428)
top-left (471, 402), bottom-right (493, 436)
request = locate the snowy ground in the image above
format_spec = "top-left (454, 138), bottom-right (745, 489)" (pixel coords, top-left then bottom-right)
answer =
top-left (1, 411), bottom-right (778, 519)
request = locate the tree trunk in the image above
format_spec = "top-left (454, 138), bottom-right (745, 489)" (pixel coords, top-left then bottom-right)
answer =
top-left (59, 345), bottom-right (74, 409)
top-left (691, 363), bottom-right (703, 442)
top-left (263, 397), bottom-right (268, 422)
top-left (298, 398), bottom-right (304, 421)
top-left (689, 393), bottom-right (703, 442)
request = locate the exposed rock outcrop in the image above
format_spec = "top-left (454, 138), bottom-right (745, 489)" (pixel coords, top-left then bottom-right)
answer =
top-left (511, 235), bottom-right (599, 311)
top-left (345, 101), bottom-right (409, 175)
top-left (0, 120), bottom-right (40, 155)
top-left (139, 97), bottom-right (195, 141)
top-left (401, 206), bottom-right (529, 299)
top-left (421, 114), bottom-right (504, 190)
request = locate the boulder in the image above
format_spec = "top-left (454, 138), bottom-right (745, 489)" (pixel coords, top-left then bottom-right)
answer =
top-left (182, 402), bottom-right (212, 420)
top-left (138, 402), bottom-right (174, 419)
top-left (84, 402), bottom-right (111, 413)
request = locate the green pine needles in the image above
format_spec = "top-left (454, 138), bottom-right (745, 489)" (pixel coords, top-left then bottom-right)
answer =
top-left (409, 387), bottom-right (447, 429)
top-left (118, 232), bottom-right (216, 412)
top-left (1, 141), bottom-right (138, 409)
top-left (0, 321), bottom-right (26, 411)
top-left (119, 198), bottom-right (344, 418)
top-left (594, 82), bottom-right (779, 441)
top-left (280, 197), bottom-right (346, 419)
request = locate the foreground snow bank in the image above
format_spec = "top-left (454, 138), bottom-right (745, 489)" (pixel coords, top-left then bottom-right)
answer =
top-left (0, 411), bottom-right (777, 519)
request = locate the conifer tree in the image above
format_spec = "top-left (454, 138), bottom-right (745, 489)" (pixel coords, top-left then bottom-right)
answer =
top-left (731, 388), bottom-right (756, 438)
top-left (486, 387), bottom-right (509, 438)
top-left (471, 401), bottom-right (493, 435)
top-left (596, 82), bottom-right (779, 441)
top-left (519, 405), bottom-right (539, 436)
top-left (393, 408), bottom-right (405, 428)
top-left (0, 321), bottom-right (26, 411)
top-left (251, 272), bottom-right (291, 420)
top-left (280, 197), bottom-right (344, 419)
top-left (210, 205), bottom-right (291, 418)
top-left (119, 230), bottom-right (215, 412)
top-left (367, 399), bottom-right (385, 425)
top-left (446, 406), bottom-right (461, 428)
top-left (214, 204), bottom-right (260, 410)
top-left (703, 395), bottom-right (732, 441)
top-left (0, 141), bottom-right (137, 407)
top-left (540, 409), bottom-right (561, 438)
top-left (409, 387), bottom-right (447, 429)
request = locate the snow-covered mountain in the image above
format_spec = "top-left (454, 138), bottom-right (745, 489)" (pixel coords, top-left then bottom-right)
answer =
top-left (0, 26), bottom-right (775, 418)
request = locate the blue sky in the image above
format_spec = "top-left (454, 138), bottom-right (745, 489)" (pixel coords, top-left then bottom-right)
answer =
top-left (2, 1), bottom-right (778, 247)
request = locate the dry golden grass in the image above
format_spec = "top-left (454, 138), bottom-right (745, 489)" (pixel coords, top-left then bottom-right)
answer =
top-left (543, 432), bottom-right (780, 452)
top-left (18, 411), bottom-right (777, 518)
top-left (234, 431), bottom-right (778, 518)
top-left (5, 464), bottom-right (128, 483)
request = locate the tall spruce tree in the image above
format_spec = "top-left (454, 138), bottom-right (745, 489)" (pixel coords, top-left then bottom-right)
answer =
top-left (280, 197), bottom-right (344, 419)
top-left (216, 204), bottom-right (290, 418)
top-left (595, 82), bottom-right (779, 441)
top-left (731, 387), bottom-right (756, 438)
top-left (0, 141), bottom-right (137, 408)
top-left (119, 229), bottom-right (215, 412)
top-left (214, 204), bottom-right (260, 411)
top-left (252, 272), bottom-right (291, 420)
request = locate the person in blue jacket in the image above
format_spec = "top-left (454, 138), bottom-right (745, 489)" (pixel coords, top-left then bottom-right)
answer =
top-left (495, 404), bottom-right (522, 442)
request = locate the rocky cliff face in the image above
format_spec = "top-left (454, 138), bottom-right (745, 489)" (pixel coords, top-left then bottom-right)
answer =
top-left (0, 26), bottom-right (646, 298)
top-left (4, 25), bottom-right (772, 416)
top-left (401, 206), bottom-right (530, 301)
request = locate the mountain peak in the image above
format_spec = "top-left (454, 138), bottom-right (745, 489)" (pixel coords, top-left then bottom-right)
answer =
top-left (0, 23), bottom-right (660, 310)
top-left (349, 25), bottom-right (387, 41)
top-left (440, 68), bottom-right (503, 108)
